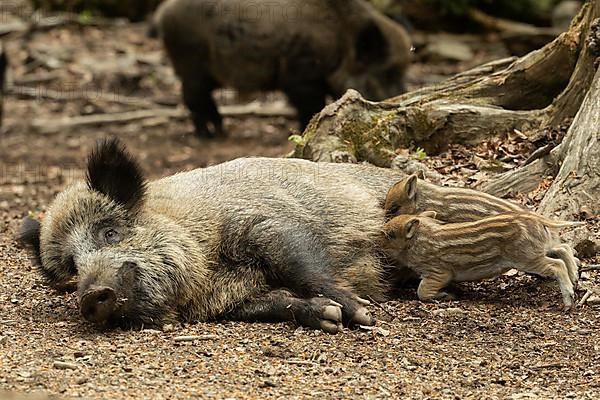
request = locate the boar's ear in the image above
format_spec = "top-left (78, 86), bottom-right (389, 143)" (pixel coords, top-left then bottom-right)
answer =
top-left (405, 174), bottom-right (418, 200)
top-left (384, 181), bottom-right (402, 211)
top-left (16, 216), bottom-right (42, 266)
top-left (86, 138), bottom-right (147, 211)
top-left (405, 218), bottom-right (420, 239)
top-left (355, 23), bottom-right (389, 64)
top-left (419, 211), bottom-right (437, 219)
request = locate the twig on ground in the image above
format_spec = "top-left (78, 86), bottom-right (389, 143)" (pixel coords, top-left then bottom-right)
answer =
top-left (285, 360), bottom-right (318, 366)
top-left (577, 290), bottom-right (593, 307)
top-left (31, 104), bottom-right (296, 134)
top-left (173, 335), bottom-right (219, 343)
top-left (367, 295), bottom-right (396, 320)
top-left (581, 265), bottom-right (600, 272)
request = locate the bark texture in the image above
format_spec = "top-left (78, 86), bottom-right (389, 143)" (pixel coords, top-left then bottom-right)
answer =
top-left (538, 67), bottom-right (600, 219)
top-left (294, 2), bottom-right (595, 167)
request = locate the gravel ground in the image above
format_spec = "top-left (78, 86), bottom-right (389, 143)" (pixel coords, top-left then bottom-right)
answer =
top-left (1, 5), bottom-right (599, 399)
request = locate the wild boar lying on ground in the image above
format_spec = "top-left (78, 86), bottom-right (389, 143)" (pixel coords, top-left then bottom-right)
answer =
top-left (382, 212), bottom-right (582, 310)
top-left (19, 139), bottom-right (412, 333)
top-left (384, 174), bottom-right (526, 222)
top-left (152, 0), bottom-right (411, 137)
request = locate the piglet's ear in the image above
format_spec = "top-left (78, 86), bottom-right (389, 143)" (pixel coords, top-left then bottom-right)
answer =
top-left (405, 174), bottom-right (418, 200)
top-left (86, 138), bottom-right (147, 211)
top-left (405, 218), bottom-right (420, 239)
top-left (419, 211), bottom-right (437, 219)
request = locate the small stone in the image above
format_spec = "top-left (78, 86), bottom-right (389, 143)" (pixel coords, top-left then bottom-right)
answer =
top-left (374, 327), bottom-right (391, 337)
top-left (432, 308), bottom-right (466, 317)
top-left (586, 295), bottom-right (600, 306)
top-left (580, 271), bottom-right (591, 280)
top-left (76, 377), bottom-right (88, 385)
top-left (74, 351), bottom-right (85, 359)
top-left (259, 380), bottom-right (277, 388)
top-left (53, 361), bottom-right (78, 370)
top-left (162, 324), bottom-right (174, 332)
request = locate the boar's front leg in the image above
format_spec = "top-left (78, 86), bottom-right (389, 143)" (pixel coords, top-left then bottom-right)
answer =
top-left (245, 220), bottom-right (374, 327)
top-left (181, 75), bottom-right (223, 138)
top-left (224, 289), bottom-right (344, 334)
top-left (169, 50), bottom-right (223, 138)
top-left (417, 270), bottom-right (455, 302)
top-left (282, 82), bottom-right (328, 130)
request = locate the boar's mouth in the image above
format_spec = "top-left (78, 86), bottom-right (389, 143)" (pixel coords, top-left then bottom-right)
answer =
top-left (79, 289), bottom-right (173, 330)
top-left (78, 262), bottom-right (174, 329)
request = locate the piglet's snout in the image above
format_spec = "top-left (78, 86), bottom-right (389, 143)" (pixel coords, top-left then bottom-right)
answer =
top-left (80, 286), bottom-right (117, 323)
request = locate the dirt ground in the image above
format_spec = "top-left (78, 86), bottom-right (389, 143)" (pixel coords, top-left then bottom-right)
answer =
top-left (1, 6), bottom-right (599, 399)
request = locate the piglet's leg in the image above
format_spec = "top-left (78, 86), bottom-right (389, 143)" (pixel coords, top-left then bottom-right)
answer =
top-left (549, 245), bottom-right (579, 286)
top-left (523, 257), bottom-right (575, 311)
top-left (223, 289), bottom-right (344, 334)
top-left (417, 270), bottom-right (454, 302)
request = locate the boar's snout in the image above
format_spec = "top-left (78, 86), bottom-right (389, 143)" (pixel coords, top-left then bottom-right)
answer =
top-left (80, 286), bottom-right (117, 323)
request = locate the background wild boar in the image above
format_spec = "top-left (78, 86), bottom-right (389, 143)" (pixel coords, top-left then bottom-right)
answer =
top-left (152, 0), bottom-right (412, 137)
top-left (20, 139), bottom-right (410, 333)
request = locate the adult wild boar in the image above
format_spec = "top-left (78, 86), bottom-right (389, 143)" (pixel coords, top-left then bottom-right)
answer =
top-left (152, 0), bottom-right (412, 137)
top-left (20, 139), bottom-right (410, 333)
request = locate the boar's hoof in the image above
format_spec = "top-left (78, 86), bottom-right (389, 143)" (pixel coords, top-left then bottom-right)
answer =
top-left (352, 307), bottom-right (375, 327)
top-left (355, 296), bottom-right (371, 306)
top-left (562, 294), bottom-right (576, 312)
top-left (306, 298), bottom-right (343, 334)
top-left (436, 292), bottom-right (457, 301)
top-left (80, 286), bottom-right (117, 323)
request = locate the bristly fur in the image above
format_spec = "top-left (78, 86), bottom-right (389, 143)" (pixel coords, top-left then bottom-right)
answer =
top-left (16, 216), bottom-right (66, 285)
top-left (86, 138), bottom-right (147, 211)
top-left (16, 216), bottom-right (42, 264)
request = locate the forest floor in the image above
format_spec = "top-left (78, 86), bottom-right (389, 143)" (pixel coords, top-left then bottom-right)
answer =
top-left (1, 5), bottom-right (599, 399)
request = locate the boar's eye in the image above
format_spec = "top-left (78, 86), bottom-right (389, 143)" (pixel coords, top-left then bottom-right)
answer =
top-left (102, 228), bottom-right (123, 245)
